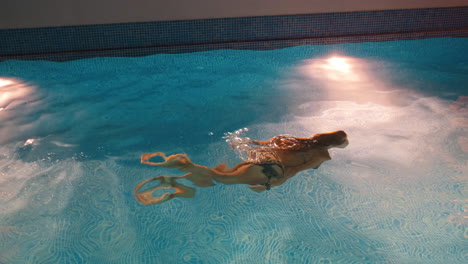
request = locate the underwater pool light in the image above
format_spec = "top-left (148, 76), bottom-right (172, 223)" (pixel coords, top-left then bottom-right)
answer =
top-left (24, 138), bottom-right (35, 146)
top-left (327, 57), bottom-right (351, 72)
top-left (0, 78), bottom-right (14, 87)
top-left (298, 55), bottom-right (361, 83)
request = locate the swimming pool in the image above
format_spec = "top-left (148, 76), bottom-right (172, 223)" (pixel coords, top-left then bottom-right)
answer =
top-left (0, 37), bottom-right (466, 263)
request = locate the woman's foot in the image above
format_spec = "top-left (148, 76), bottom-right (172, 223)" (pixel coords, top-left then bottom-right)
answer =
top-left (141, 152), bottom-right (192, 170)
top-left (134, 175), bottom-right (195, 205)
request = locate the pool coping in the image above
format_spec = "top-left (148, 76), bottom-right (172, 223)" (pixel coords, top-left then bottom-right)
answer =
top-left (1, 6), bottom-right (467, 61)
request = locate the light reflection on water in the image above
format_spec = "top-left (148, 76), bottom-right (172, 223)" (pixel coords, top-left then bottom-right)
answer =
top-left (244, 54), bottom-right (467, 259)
top-left (0, 78), bottom-right (38, 113)
top-left (290, 55), bottom-right (467, 178)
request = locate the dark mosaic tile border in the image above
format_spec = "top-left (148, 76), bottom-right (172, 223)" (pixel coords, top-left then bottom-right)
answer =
top-left (3, 30), bottom-right (468, 62)
top-left (1, 6), bottom-right (467, 61)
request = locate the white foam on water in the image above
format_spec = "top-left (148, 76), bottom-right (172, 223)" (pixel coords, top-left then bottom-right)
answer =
top-left (0, 146), bottom-right (145, 263)
top-left (0, 144), bottom-right (83, 215)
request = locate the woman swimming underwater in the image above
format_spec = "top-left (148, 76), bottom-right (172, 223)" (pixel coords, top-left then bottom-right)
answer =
top-left (134, 130), bottom-right (348, 205)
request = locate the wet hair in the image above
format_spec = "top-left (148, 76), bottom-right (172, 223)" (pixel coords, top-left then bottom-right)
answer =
top-left (310, 130), bottom-right (347, 148)
top-left (270, 130), bottom-right (347, 151)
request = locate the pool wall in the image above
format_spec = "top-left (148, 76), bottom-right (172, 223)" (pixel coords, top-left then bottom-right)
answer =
top-left (0, 6), bottom-right (467, 61)
top-left (1, 0), bottom-right (467, 29)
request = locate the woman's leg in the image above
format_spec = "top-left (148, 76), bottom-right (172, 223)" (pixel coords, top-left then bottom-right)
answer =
top-left (141, 152), bottom-right (216, 187)
top-left (136, 152), bottom-right (281, 205)
top-left (140, 152), bottom-right (268, 186)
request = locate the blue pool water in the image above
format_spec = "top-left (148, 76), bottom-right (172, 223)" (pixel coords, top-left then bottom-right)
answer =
top-left (0, 38), bottom-right (467, 263)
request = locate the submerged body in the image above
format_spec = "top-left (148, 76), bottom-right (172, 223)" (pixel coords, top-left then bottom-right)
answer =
top-left (135, 130), bottom-right (348, 205)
